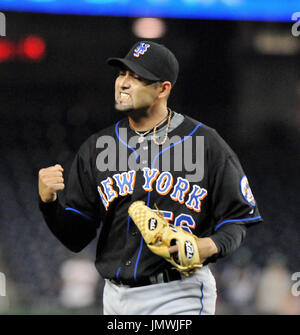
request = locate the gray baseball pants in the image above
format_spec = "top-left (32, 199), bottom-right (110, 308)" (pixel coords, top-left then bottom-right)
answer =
top-left (103, 265), bottom-right (217, 315)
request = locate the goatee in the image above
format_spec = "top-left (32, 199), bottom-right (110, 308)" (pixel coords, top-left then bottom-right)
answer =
top-left (114, 103), bottom-right (148, 119)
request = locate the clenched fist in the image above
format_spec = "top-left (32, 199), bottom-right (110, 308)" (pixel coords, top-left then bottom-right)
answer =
top-left (38, 164), bottom-right (65, 203)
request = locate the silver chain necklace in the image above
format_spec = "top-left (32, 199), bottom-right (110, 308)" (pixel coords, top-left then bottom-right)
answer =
top-left (134, 128), bottom-right (153, 143)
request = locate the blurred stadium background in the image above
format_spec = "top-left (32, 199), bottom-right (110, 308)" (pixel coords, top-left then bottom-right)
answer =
top-left (0, 0), bottom-right (299, 315)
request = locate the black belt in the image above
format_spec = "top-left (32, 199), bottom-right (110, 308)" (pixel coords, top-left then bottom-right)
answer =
top-left (109, 268), bottom-right (182, 288)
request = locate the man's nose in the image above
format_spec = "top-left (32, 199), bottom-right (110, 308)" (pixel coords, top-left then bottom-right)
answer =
top-left (120, 72), bottom-right (131, 89)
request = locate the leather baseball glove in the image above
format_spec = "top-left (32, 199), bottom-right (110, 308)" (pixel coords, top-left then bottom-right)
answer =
top-left (128, 201), bottom-right (202, 276)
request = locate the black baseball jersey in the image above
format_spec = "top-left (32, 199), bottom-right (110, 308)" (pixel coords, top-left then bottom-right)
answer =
top-left (53, 113), bottom-right (262, 283)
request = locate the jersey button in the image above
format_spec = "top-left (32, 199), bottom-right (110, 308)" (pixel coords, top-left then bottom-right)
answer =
top-left (131, 231), bottom-right (138, 236)
top-left (125, 260), bottom-right (132, 266)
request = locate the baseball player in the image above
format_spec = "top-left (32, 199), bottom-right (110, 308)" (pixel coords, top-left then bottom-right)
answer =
top-left (38, 41), bottom-right (263, 315)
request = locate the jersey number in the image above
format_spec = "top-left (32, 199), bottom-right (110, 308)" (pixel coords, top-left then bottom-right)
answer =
top-left (153, 210), bottom-right (195, 233)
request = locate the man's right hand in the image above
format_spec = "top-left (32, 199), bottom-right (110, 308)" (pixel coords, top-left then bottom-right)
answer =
top-left (38, 164), bottom-right (65, 203)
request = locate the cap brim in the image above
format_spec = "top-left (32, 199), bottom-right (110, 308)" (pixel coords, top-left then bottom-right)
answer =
top-left (107, 57), bottom-right (160, 82)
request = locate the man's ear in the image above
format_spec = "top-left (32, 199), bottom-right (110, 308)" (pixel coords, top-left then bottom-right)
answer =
top-left (158, 81), bottom-right (172, 99)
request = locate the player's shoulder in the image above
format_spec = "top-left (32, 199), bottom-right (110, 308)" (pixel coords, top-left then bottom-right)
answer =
top-left (182, 114), bottom-right (230, 144)
top-left (94, 119), bottom-right (126, 138)
top-left (182, 114), bottom-right (236, 157)
top-left (82, 118), bottom-right (127, 144)
top-left (76, 118), bottom-right (127, 157)
top-left (182, 114), bottom-right (213, 134)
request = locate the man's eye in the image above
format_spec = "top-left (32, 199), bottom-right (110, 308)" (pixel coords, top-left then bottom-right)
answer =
top-left (132, 74), bottom-right (141, 80)
top-left (119, 71), bottom-right (126, 76)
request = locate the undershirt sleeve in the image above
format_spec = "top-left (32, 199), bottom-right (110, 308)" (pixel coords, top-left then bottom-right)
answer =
top-left (203, 223), bottom-right (247, 265)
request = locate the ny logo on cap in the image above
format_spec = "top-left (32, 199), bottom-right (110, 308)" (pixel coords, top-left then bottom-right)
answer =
top-left (133, 42), bottom-right (150, 58)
